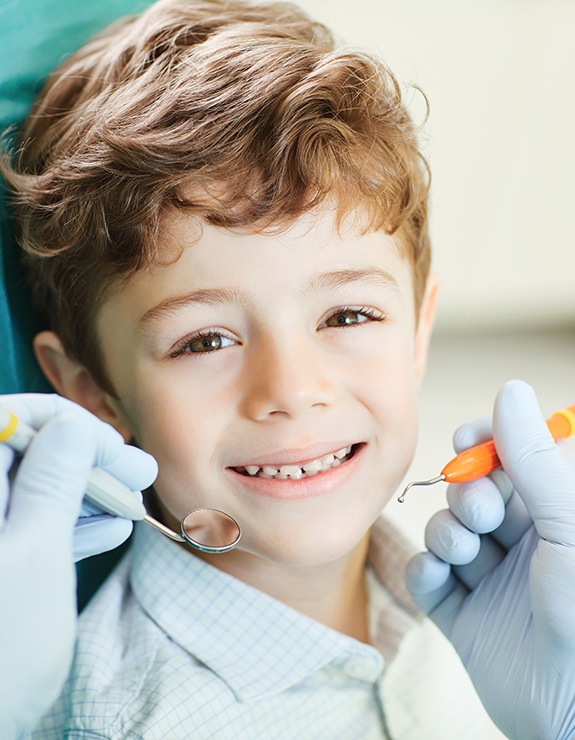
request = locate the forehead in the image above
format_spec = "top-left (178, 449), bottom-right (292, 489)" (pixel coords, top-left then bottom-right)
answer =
top-left (157, 203), bottom-right (410, 269)
top-left (101, 205), bottom-right (416, 327)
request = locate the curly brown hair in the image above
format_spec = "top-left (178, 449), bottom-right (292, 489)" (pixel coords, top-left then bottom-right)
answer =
top-left (2, 0), bottom-right (431, 394)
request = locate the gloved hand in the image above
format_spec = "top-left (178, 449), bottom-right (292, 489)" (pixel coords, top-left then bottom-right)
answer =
top-left (0, 393), bottom-right (157, 738)
top-left (406, 380), bottom-right (575, 740)
top-left (1, 393), bottom-right (157, 561)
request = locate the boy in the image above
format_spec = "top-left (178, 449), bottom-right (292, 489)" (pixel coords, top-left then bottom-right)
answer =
top-left (3, 0), bottom-right (502, 736)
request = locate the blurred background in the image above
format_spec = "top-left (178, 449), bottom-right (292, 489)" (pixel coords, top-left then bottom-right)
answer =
top-left (298, 0), bottom-right (575, 544)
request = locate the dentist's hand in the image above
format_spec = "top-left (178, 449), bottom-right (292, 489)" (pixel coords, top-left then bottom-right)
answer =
top-left (0, 393), bottom-right (157, 738)
top-left (406, 380), bottom-right (575, 740)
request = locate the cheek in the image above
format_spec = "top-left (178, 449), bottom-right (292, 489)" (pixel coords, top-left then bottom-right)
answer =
top-left (133, 409), bottom-right (212, 517)
top-left (110, 374), bottom-right (189, 459)
top-left (117, 374), bottom-right (231, 503)
top-left (355, 327), bottom-right (419, 405)
top-left (137, 405), bottom-right (210, 474)
top-left (355, 334), bottom-right (420, 457)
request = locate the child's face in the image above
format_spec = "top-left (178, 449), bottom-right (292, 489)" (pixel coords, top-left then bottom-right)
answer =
top-left (95, 206), bottom-right (435, 566)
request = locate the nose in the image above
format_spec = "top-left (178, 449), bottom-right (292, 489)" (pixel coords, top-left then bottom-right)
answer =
top-left (239, 336), bottom-right (336, 421)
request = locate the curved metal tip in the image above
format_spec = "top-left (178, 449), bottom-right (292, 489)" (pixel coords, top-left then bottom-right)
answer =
top-left (397, 474), bottom-right (445, 503)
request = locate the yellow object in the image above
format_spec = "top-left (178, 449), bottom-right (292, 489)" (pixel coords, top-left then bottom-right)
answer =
top-left (0, 411), bottom-right (18, 443)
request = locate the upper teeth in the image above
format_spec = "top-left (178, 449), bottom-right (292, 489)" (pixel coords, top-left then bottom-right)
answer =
top-left (238, 446), bottom-right (353, 480)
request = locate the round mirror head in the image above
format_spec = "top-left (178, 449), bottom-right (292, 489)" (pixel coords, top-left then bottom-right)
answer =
top-left (181, 508), bottom-right (241, 554)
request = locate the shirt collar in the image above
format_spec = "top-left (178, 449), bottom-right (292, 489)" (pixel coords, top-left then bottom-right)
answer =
top-left (366, 516), bottom-right (423, 662)
top-left (130, 516), bottom-right (421, 701)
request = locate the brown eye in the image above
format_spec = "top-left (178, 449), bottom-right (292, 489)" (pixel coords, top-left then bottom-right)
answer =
top-left (325, 310), bottom-right (363, 327)
top-left (189, 334), bottom-right (225, 352)
top-left (319, 306), bottom-right (385, 331)
top-left (171, 331), bottom-right (237, 357)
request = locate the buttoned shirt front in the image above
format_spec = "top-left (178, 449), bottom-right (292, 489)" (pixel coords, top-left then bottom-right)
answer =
top-left (34, 518), bottom-right (504, 739)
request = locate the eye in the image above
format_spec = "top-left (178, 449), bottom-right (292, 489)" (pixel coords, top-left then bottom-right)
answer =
top-left (319, 306), bottom-right (385, 329)
top-left (170, 330), bottom-right (237, 357)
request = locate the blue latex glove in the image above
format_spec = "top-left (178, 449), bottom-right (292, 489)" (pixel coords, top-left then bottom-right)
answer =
top-left (406, 380), bottom-right (575, 740)
top-left (0, 393), bottom-right (157, 738)
top-left (0, 393), bottom-right (157, 561)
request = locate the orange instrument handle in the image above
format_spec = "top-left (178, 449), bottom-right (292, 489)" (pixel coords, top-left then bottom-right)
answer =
top-left (441, 404), bottom-right (575, 484)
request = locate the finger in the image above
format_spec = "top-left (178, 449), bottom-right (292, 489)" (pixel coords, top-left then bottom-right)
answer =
top-left (453, 416), bottom-right (492, 453)
top-left (1, 393), bottom-right (76, 430)
top-left (447, 463), bottom-right (532, 551)
top-left (446, 477), bottom-right (505, 534)
top-left (101, 444), bottom-right (158, 492)
top-left (73, 516), bottom-right (134, 561)
top-left (446, 473), bottom-right (531, 560)
top-left (424, 509), bottom-right (481, 565)
top-left (490, 488), bottom-right (532, 550)
top-left (493, 380), bottom-right (575, 545)
top-left (451, 421), bottom-right (528, 542)
top-left (0, 445), bottom-right (15, 525)
top-left (405, 552), bottom-right (468, 637)
top-left (453, 534), bottom-right (506, 590)
top-left (406, 551), bottom-right (453, 611)
top-left (0, 393), bottom-right (125, 470)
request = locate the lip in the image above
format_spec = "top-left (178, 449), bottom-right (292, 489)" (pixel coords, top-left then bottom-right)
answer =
top-left (228, 441), bottom-right (359, 469)
top-left (225, 442), bottom-right (366, 500)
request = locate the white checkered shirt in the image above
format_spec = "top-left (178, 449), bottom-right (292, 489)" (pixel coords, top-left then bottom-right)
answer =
top-left (32, 518), bottom-right (504, 739)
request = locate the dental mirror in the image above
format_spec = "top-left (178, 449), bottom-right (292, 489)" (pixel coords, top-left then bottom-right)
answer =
top-left (143, 508), bottom-right (241, 554)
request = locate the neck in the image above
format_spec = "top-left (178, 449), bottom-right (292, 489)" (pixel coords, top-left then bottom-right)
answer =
top-left (198, 533), bottom-right (372, 643)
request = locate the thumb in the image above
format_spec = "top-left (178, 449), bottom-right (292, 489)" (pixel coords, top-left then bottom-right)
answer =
top-left (493, 379), bottom-right (575, 545)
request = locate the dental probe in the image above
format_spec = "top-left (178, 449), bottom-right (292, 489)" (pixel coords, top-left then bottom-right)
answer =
top-left (0, 403), bottom-right (147, 520)
top-left (398, 402), bottom-right (575, 503)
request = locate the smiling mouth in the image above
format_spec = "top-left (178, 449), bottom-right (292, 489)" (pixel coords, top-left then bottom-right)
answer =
top-left (232, 444), bottom-right (360, 481)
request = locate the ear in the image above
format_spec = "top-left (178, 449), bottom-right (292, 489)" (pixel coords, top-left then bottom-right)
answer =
top-left (33, 330), bottom-right (133, 441)
top-left (413, 272), bottom-right (439, 385)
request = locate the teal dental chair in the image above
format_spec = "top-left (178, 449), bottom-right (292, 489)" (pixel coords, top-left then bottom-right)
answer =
top-left (0, 0), bottom-right (153, 610)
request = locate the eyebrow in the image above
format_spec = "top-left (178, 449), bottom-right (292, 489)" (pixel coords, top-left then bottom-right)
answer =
top-left (139, 267), bottom-right (399, 327)
top-left (139, 287), bottom-right (252, 327)
top-left (302, 267), bottom-right (399, 295)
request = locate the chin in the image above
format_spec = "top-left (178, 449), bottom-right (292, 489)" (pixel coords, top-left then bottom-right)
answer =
top-left (237, 511), bottom-right (376, 568)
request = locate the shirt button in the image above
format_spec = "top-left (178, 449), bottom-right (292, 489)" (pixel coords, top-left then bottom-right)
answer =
top-left (345, 655), bottom-right (381, 681)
